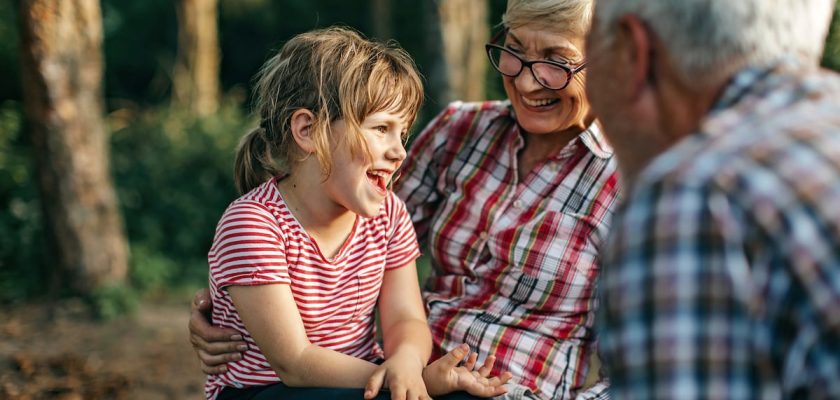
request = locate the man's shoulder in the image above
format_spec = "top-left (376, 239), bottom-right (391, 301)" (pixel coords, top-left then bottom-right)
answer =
top-left (651, 68), bottom-right (840, 189)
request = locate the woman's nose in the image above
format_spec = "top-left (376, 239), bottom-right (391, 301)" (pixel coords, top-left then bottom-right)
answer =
top-left (514, 65), bottom-right (544, 92)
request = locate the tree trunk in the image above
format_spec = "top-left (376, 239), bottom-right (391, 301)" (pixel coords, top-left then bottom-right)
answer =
top-left (172, 0), bottom-right (220, 116)
top-left (436, 0), bottom-right (489, 103)
top-left (18, 0), bottom-right (128, 295)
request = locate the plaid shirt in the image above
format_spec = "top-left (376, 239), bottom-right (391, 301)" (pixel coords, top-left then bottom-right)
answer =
top-left (396, 101), bottom-right (620, 399)
top-left (600, 60), bottom-right (840, 399)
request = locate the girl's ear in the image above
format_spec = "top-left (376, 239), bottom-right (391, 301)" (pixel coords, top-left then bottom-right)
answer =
top-left (289, 109), bottom-right (317, 153)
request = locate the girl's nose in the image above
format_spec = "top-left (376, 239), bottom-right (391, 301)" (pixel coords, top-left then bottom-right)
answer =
top-left (386, 135), bottom-right (407, 164)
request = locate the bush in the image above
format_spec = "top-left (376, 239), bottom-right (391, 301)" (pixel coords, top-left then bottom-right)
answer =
top-left (110, 97), bottom-right (247, 290)
top-left (0, 97), bottom-right (248, 305)
top-left (0, 101), bottom-right (46, 304)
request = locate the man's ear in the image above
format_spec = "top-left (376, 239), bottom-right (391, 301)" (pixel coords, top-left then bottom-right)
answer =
top-left (617, 15), bottom-right (655, 100)
top-left (289, 109), bottom-right (317, 153)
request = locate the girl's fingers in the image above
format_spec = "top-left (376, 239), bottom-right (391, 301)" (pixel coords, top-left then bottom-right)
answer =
top-left (364, 368), bottom-right (386, 399)
top-left (476, 355), bottom-right (495, 377)
top-left (462, 351), bottom-right (477, 371)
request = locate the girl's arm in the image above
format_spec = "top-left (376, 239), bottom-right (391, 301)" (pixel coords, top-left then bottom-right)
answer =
top-left (364, 261), bottom-right (433, 399)
top-left (229, 283), bottom-right (379, 388)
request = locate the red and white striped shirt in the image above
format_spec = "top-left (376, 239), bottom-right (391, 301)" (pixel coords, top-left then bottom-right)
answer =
top-left (204, 177), bottom-right (421, 400)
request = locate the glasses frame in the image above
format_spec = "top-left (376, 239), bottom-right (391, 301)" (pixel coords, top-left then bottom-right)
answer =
top-left (484, 29), bottom-right (586, 91)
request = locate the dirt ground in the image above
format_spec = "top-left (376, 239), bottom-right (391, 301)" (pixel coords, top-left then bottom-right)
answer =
top-left (0, 295), bottom-right (205, 400)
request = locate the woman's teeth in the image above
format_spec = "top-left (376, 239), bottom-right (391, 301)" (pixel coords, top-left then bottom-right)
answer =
top-left (522, 97), bottom-right (559, 107)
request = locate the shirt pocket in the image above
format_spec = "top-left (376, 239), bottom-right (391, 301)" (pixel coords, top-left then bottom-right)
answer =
top-left (497, 211), bottom-right (601, 307)
top-left (351, 267), bottom-right (384, 320)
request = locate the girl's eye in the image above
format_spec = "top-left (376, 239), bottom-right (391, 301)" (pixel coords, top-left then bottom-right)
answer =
top-left (375, 126), bottom-right (388, 134)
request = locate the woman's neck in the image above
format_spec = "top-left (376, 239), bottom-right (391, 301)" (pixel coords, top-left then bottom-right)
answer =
top-left (518, 121), bottom-right (589, 180)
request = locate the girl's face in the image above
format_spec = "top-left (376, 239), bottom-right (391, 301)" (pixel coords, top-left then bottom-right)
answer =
top-left (501, 25), bottom-right (591, 136)
top-left (323, 109), bottom-right (408, 218)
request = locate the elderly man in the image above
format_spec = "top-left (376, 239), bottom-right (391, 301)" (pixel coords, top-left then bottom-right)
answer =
top-left (586, 0), bottom-right (840, 399)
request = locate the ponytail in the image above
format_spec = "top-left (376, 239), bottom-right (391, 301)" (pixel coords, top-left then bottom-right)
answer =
top-left (234, 127), bottom-right (277, 194)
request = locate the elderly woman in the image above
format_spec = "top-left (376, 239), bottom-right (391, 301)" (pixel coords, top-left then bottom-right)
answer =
top-left (190, 0), bottom-right (618, 398)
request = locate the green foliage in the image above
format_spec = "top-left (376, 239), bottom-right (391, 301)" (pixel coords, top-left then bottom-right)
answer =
top-left (0, 101), bottom-right (45, 304)
top-left (0, 96), bottom-right (247, 305)
top-left (89, 283), bottom-right (139, 320)
top-left (0, 1), bottom-right (20, 102)
top-left (110, 96), bottom-right (246, 289)
top-left (822, 2), bottom-right (840, 71)
top-left (128, 244), bottom-right (177, 291)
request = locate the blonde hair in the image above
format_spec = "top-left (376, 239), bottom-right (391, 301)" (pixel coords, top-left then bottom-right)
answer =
top-left (235, 26), bottom-right (424, 194)
top-left (502, 0), bottom-right (594, 37)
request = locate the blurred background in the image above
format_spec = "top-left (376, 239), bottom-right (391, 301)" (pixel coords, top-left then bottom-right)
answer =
top-left (0, 0), bottom-right (839, 398)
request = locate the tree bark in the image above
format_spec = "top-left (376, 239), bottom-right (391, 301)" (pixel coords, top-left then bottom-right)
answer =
top-left (436, 0), bottom-right (489, 103)
top-left (172, 0), bottom-right (220, 116)
top-left (18, 0), bottom-right (128, 295)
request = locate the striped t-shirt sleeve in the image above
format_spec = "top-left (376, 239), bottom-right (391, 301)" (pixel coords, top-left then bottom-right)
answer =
top-left (209, 201), bottom-right (290, 288)
top-left (384, 193), bottom-right (421, 271)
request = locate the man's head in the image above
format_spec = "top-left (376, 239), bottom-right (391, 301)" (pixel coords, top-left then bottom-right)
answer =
top-left (585, 0), bottom-right (835, 182)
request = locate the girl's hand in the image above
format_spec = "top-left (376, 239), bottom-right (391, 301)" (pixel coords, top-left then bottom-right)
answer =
top-left (365, 352), bottom-right (431, 400)
top-left (422, 344), bottom-right (513, 398)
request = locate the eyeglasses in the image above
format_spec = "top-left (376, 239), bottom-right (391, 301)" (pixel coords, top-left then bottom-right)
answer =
top-left (485, 43), bottom-right (586, 91)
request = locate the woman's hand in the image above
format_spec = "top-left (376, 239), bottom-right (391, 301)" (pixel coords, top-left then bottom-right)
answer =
top-left (188, 289), bottom-right (247, 374)
top-left (364, 351), bottom-right (430, 400)
top-left (422, 344), bottom-right (513, 398)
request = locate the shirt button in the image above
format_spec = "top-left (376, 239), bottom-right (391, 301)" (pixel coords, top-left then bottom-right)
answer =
top-left (479, 232), bottom-right (489, 241)
top-left (512, 200), bottom-right (524, 209)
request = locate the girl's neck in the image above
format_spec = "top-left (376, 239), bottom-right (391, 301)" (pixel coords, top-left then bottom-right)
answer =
top-left (278, 173), bottom-right (355, 229)
top-left (277, 173), bottom-right (356, 259)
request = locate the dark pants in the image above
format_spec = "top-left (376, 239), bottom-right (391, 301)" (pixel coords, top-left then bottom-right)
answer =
top-left (218, 383), bottom-right (484, 400)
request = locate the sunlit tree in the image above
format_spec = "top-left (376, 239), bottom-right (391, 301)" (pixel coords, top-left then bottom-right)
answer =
top-left (18, 0), bottom-right (128, 296)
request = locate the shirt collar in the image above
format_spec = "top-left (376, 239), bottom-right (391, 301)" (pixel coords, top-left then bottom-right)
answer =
top-left (503, 100), bottom-right (614, 160)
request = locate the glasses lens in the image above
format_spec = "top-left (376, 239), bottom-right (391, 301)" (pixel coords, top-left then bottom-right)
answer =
top-left (532, 62), bottom-right (570, 89)
top-left (488, 47), bottom-right (522, 77)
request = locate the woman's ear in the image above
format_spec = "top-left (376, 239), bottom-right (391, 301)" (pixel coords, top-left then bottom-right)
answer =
top-left (289, 109), bottom-right (317, 153)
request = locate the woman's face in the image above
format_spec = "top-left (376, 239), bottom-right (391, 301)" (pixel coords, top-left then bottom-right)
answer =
top-left (501, 25), bottom-right (591, 136)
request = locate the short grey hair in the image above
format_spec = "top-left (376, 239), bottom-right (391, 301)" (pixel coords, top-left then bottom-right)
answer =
top-left (593, 0), bottom-right (835, 85)
top-left (503, 0), bottom-right (594, 37)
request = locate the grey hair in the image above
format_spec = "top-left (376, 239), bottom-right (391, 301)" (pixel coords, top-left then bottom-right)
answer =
top-left (593, 0), bottom-right (835, 85)
top-left (503, 0), bottom-right (594, 37)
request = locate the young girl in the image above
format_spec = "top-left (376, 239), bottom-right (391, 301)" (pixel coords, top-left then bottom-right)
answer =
top-left (205, 27), bottom-right (511, 400)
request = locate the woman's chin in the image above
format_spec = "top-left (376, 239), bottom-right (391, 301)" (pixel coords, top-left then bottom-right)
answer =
top-left (518, 121), bottom-right (569, 136)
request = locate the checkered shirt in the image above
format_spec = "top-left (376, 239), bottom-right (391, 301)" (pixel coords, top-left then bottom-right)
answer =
top-left (600, 60), bottom-right (840, 399)
top-left (396, 101), bottom-right (620, 399)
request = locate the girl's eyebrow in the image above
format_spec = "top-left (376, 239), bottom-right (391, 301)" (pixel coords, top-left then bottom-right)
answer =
top-left (367, 111), bottom-right (408, 125)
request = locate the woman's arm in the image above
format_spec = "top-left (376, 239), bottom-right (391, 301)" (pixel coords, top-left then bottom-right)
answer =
top-left (364, 261), bottom-right (433, 398)
top-left (188, 288), bottom-right (246, 374)
top-left (229, 283), bottom-right (379, 388)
